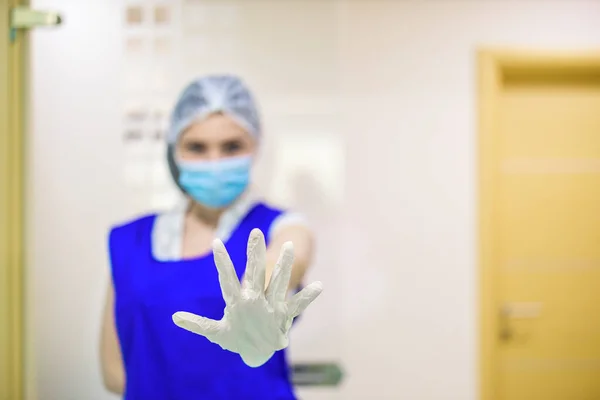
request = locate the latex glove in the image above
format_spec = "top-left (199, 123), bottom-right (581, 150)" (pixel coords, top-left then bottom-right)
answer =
top-left (172, 228), bottom-right (323, 367)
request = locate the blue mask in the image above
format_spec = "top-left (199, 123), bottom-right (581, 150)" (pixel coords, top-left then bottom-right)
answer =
top-left (177, 155), bottom-right (252, 209)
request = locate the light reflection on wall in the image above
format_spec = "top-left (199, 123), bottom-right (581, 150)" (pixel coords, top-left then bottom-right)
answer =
top-left (268, 132), bottom-right (345, 215)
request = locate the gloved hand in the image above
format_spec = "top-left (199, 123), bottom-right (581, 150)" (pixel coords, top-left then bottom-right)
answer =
top-left (172, 228), bottom-right (323, 367)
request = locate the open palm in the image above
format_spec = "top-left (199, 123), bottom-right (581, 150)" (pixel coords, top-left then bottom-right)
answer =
top-left (172, 228), bottom-right (323, 367)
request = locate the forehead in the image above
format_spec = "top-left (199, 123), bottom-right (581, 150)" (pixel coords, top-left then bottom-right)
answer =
top-left (180, 113), bottom-right (251, 142)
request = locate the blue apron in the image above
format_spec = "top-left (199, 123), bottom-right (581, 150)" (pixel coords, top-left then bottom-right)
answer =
top-left (108, 203), bottom-right (297, 400)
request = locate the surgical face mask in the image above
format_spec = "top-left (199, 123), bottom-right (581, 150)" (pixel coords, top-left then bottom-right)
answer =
top-left (177, 155), bottom-right (252, 209)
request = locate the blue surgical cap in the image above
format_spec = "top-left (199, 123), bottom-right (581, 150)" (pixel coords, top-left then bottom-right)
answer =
top-left (167, 74), bottom-right (261, 144)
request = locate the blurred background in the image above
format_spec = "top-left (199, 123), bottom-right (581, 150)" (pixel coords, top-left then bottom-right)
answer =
top-left (10, 0), bottom-right (600, 399)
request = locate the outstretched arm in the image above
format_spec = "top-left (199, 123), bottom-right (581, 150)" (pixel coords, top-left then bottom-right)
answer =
top-left (265, 224), bottom-right (314, 291)
top-left (172, 229), bottom-right (322, 367)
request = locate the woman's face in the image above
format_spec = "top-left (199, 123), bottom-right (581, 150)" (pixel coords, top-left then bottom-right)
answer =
top-left (175, 113), bottom-right (256, 161)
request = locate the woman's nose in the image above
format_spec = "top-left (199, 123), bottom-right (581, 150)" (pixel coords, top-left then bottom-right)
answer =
top-left (206, 149), bottom-right (224, 162)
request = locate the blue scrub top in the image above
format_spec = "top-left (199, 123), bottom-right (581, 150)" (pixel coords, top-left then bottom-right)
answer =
top-left (108, 203), bottom-right (297, 400)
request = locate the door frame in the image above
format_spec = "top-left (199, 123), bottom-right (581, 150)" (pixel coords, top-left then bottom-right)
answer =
top-left (0, 0), bottom-right (27, 399)
top-left (478, 49), bottom-right (600, 400)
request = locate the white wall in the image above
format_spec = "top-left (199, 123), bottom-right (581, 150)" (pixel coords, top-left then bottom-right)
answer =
top-left (27, 1), bottom-right (125, 399)
top-left (27, 1), bottom-right (600, 399)
top-left (336, 2), bottom-right (600, 399)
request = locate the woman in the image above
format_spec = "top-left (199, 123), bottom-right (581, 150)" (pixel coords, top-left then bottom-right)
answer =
top-left (100, 75), bottom-right (323, 399)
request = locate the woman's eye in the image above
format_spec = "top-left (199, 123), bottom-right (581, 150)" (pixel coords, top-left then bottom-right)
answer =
top-left (186, 142), bottom-right (206, 153)
top-left (223, 140), bottom-right (243, 154)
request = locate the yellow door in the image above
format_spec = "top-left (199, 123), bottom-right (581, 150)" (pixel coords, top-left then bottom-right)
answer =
top-left (480, 53), bottom-right (600, 400)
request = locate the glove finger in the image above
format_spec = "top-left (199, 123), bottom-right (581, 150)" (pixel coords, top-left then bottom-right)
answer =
top-left (242, 229), bottom-right (267, 293)
top-left (172, 311), bottom-right (222, 338)
top-left (266, 241), bottom-right (294, 306)
top-left (286, 281), bottom-right (323, 319)
top-left (212, 239), bottom-right (241, 304)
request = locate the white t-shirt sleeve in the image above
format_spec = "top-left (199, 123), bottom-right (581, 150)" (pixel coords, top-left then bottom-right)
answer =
top-left (268, 211), bottom-right (311, 241)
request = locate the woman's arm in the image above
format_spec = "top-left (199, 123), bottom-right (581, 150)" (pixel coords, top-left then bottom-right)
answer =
top-left (265, 224), bottom-right (314, 291)
top-left (100, 282), bottom-right (125, 394)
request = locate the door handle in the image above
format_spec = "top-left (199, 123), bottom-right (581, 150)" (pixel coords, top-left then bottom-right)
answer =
top-left (499, 302), bottom-right (543, 341)
top-left (9, 6), bottom-right (62, 42)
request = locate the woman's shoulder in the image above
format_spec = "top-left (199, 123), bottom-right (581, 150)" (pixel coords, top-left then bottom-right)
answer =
top-left (111, 213), bottom-right (157, 231)
top-left (109, 213), bottom-right (158, 245)
top-left (253, 201), bottom-right (284, 214)
top-left (254, 202), bottom-right (311, 237)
